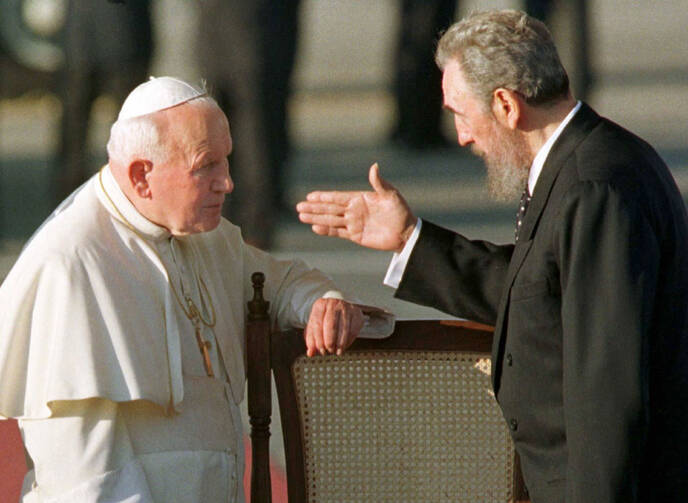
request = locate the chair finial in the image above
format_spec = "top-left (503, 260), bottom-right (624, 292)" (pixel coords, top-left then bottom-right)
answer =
top-left (248, 272), bottom-right (270, 321)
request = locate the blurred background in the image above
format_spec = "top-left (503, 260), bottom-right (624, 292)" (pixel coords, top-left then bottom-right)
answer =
top-left (1, 0), bottom-right (687, 318)
top-left (1, 1), bottom-right (687, 498)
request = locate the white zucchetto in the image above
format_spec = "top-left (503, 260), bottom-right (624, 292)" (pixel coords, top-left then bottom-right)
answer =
top-left (117, 76), bottom-right (207, 121)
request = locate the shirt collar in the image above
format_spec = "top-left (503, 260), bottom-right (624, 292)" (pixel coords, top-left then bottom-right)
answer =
top-left (97, 165), bottom-right (171, 242)
top-left (528, 100), bottom-right (582, 194)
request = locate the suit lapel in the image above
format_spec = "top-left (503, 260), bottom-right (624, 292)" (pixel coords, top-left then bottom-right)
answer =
top-left (491, 103), bottom-right (602, 393)
top-left (519, 103), bottom-right (601, 244)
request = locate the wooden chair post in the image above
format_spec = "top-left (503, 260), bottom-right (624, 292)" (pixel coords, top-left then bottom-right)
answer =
top-left (247, 272), bottom-right (272, 503)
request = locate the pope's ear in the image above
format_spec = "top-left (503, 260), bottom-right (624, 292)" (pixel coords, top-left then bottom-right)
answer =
top-left (129, 160), bottom-right (153, 198)
top-left (491, 88), bottom-right (521, 130)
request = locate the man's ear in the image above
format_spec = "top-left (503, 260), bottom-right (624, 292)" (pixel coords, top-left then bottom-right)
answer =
top-left (491, 88), bottom-right (522, 130)
top-left (129, 160), bottom-right (153, 198)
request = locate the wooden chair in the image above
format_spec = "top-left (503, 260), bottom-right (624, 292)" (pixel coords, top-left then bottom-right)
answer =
top-left (247, 272), bottom-right (529, 502)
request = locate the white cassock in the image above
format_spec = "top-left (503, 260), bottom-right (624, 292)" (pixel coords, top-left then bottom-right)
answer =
top-left (0, 166), bottom-right (391, 502)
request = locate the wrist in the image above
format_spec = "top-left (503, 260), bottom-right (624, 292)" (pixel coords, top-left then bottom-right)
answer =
top-left (396, 216), bottom-right (418, 253)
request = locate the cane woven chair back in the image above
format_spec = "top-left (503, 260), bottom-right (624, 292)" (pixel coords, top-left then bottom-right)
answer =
top-left (247, 273), bottom-right (528, 503)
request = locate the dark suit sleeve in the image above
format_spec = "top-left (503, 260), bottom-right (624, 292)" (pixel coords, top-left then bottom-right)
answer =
top-left (556, 180), bottom-right (657, 502)
top-left (395, 221), bottom-right (513, 324)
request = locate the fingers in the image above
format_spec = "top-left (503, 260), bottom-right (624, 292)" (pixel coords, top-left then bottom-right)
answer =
top-left (310, 224), bottom-right (331, 236)
top-left (304, 326), bottom-right (316, 357)
top-left (298, 199), bottom-right (359, 240)
top-left (335, 310), bottom-right (349, 356)
top-left (311, 225), bottom-right (352, 240)
top-left (336, 305), bottom-right (363, 355)
top-left (297, 200), bottom-right (350, 235)
top-left (322, 300), bottom-right (340, 354)
top-left (296, 201), bottom-right (346, 216)
top-left (304, 299), bottom-right (362, 357)
top-left (298, 211), bottom-right (348, 228)
top-left (304, 191), bottom-right (360, 205)
top-left (304, 299), bottom-right (325, 357)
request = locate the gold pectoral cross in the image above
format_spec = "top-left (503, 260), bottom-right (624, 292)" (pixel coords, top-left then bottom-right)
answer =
top-left (187, 297), bottom-right (215, 377)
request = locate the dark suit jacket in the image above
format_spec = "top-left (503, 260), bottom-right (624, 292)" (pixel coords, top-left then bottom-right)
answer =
top-left (396, 104), bottom-right (688, 502)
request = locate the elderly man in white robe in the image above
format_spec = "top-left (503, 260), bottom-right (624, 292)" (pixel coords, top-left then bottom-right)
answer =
top-left (0, 77), bottom-right (391, 502)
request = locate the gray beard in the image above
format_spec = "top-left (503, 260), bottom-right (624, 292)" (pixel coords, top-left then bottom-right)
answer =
top-left (486, 158), bottom-right (529, 202)
top-left (475, 122), bottom-right (532, 202)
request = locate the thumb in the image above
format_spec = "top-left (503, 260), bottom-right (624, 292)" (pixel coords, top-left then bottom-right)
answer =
top-left (368, 163), bottom-right (394, 195)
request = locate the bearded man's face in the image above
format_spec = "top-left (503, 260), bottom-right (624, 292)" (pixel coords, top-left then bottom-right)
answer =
top-left (473, 118), bottom-right (532, 201)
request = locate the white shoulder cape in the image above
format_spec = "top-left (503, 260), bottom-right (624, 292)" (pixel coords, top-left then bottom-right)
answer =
top-left (0, 169), bottom-right (341, 419)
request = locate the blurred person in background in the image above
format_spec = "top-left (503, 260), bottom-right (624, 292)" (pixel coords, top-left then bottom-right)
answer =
top-left (391, 0), bottom-right (591, 150)
top-left (197, 0), bottom-right (301, 249)
top-left (524, 0), bottom-right (591, 100)
top-left (391, 0), bottom-right (457, 150)
top-left (53, 0), bottom-right (153, 206)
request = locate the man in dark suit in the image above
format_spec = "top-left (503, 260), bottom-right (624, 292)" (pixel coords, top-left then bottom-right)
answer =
top-left (391, 0), bottom-right (457, 149)
top-left (296, 10), bottom-right (688, 502)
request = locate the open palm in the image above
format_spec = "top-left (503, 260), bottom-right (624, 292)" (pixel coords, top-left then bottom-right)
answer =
top-left (297, 164), bottom-right (417, 252)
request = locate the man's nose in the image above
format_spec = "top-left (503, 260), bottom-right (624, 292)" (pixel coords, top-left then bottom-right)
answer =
top-left (456, 129), bottom-right (473, 147)
top-left (454, 118), bottom-right (473, 147)
top-left (223, 174), bottom-right (234, 194)
top-left (213, 172), bottom-right (233, 193)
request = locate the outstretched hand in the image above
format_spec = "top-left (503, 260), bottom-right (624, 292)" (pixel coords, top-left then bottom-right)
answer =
top-left (296, 163), bottom-right (417, 252)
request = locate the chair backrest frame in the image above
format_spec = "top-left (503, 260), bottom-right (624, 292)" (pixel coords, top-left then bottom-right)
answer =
top-left (273, 320), bottom-right (499, 502)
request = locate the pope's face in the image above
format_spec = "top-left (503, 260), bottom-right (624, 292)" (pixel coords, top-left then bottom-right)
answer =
top-left (146, 103), bottom-right (233, 235)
